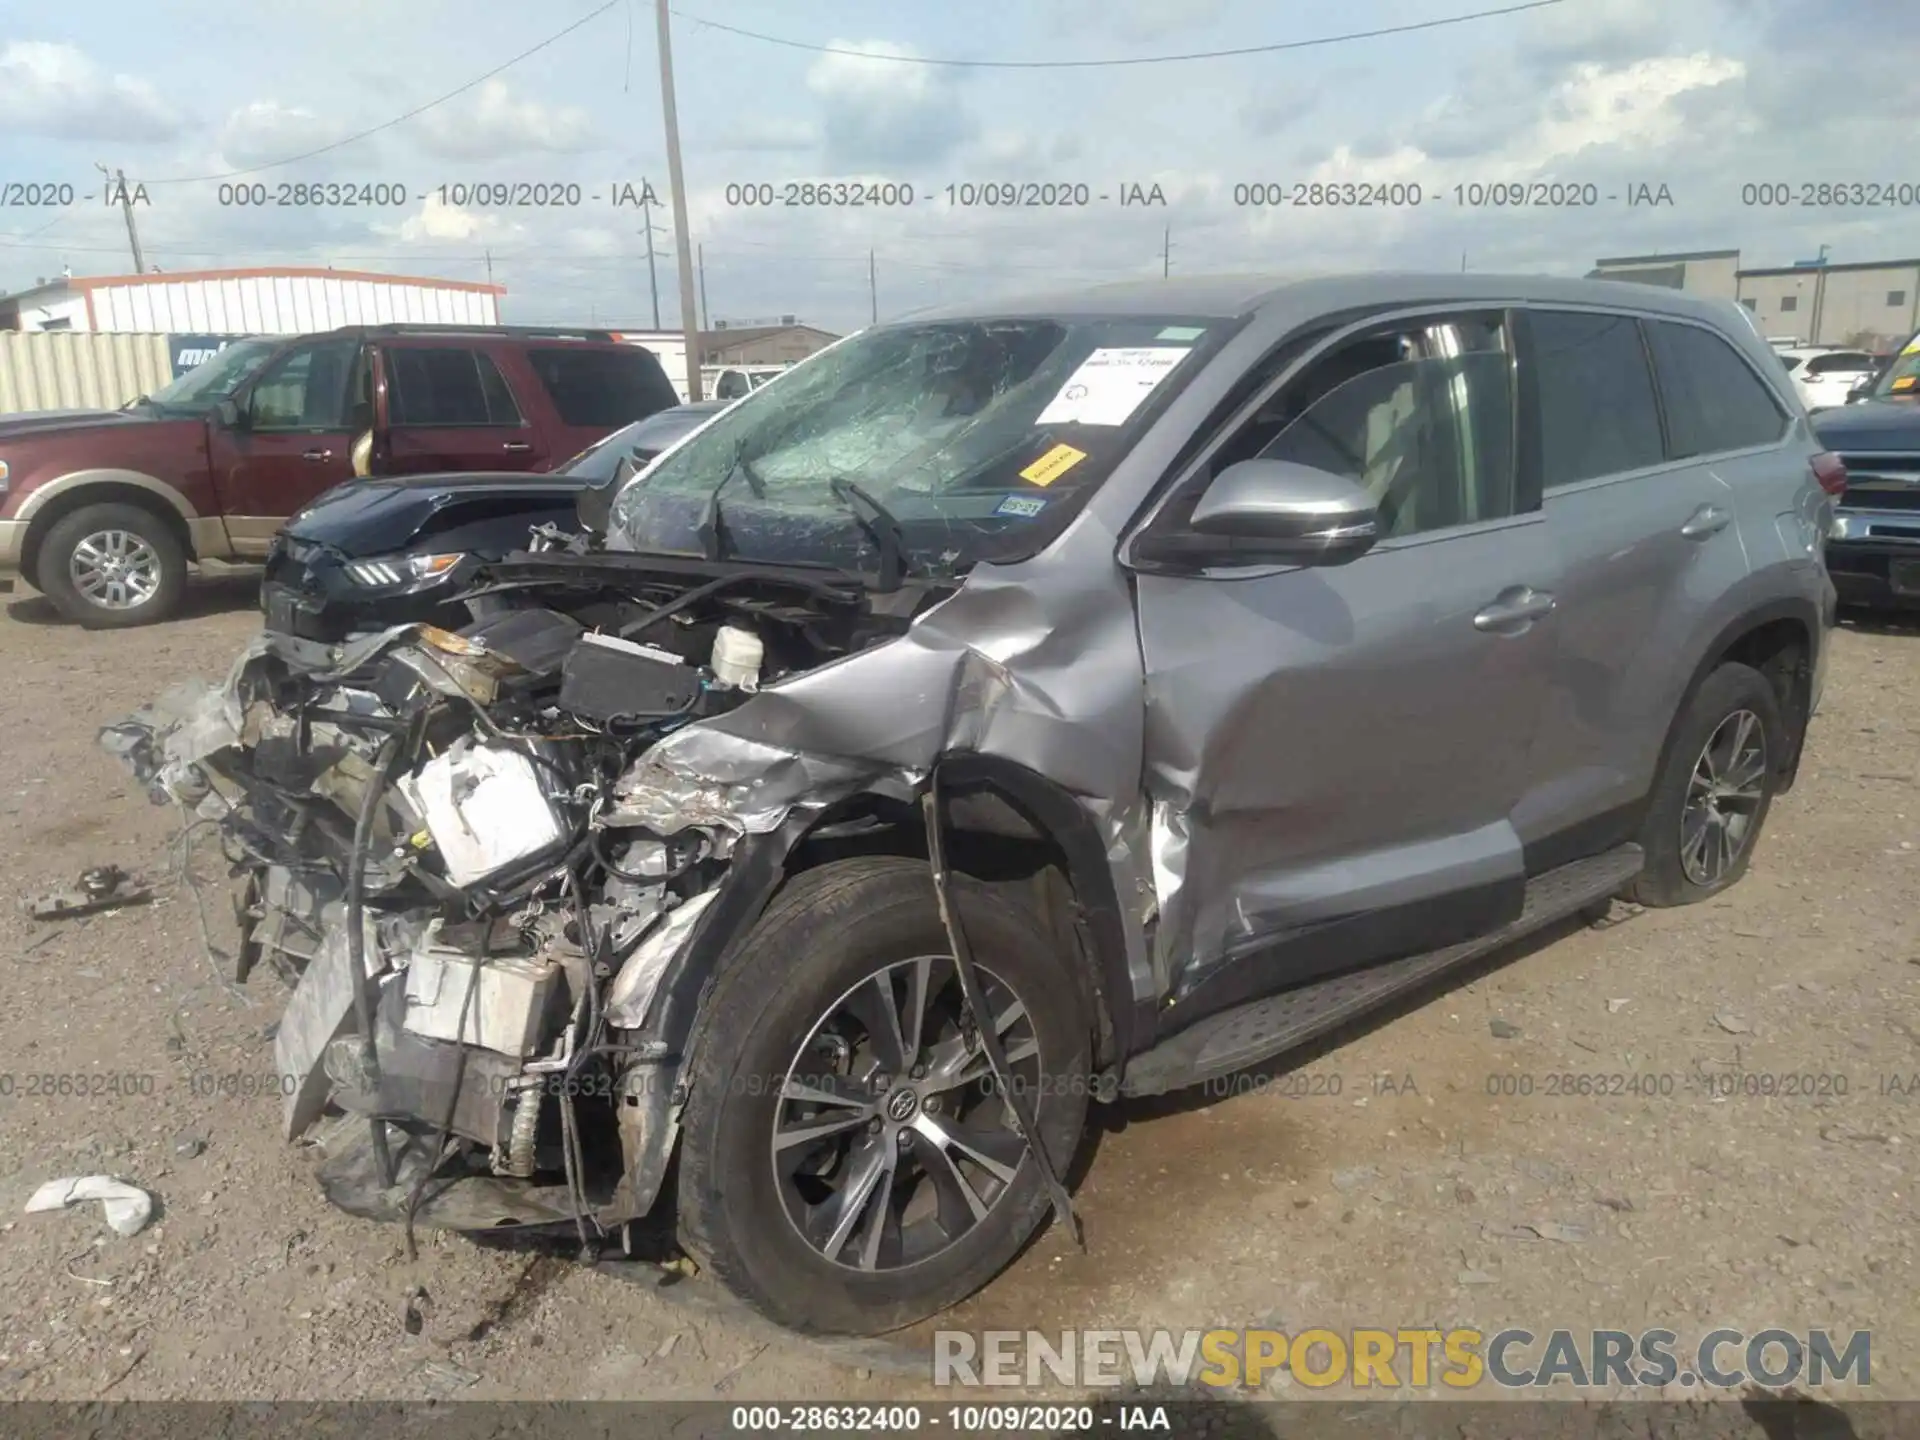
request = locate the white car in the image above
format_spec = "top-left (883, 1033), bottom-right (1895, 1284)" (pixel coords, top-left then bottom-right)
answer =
top-left (1776, 347), bottom-right (1881, 411)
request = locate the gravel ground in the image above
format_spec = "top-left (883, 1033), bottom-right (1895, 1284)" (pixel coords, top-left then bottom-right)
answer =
top-left (1, 575), bottom-right (1917, 1410)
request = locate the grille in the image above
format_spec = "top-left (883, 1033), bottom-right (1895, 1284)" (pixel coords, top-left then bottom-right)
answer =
top-left (1837, 454), bottom-right (1920, 512)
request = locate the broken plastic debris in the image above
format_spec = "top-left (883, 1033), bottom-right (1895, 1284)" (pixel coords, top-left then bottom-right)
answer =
top-left (25, 1176), bottom-right (154, 1237)
top-left (22, 867), bottom-right (152, 921)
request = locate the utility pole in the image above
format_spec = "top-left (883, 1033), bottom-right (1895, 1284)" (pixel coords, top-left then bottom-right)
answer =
top-left (697, 243), bottom-right (709, 331)
top-left (869, 249), bottom-right (877, 324)
top-left (484, 248), bottom-right (494, 286)
top-left (97, 163), bottom-right (144, 273)
top-left (1162, 226), bottom-right (1171, 278)
top-left (641, 197), bottom-right (662, 329)
top-left (656, 1), bottom-right (703, 400)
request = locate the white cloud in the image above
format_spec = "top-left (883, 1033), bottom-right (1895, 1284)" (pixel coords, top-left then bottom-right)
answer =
top-left (217, 101), bottom-right (351, 170)
top-left (415, 79), bottom-right (596, 161)
top-left (805, 40), bottom-right (975, 167)
top-left (388, 192), bottom-right (523, 244)
top-left (0, 40), bottom-right (181, 142)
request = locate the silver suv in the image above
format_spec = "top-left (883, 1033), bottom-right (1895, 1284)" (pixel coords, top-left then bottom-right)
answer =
top-left (104, 274), bottom-right (1840, 1336)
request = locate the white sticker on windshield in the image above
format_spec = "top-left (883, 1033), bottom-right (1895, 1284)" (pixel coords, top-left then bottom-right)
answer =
top-left (1036, 347), bottom-right (1190, 427)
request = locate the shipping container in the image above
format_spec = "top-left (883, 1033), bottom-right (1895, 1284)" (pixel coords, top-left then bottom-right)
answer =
top-left (0, 331), bottom-right (173, 414)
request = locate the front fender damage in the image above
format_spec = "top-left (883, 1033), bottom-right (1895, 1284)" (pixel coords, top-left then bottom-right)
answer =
top-left (95, 544), bottom-right (1161, 1250)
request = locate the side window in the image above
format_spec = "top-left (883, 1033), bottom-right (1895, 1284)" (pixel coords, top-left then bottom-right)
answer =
top-left (388, 347), bottom-right (523, 427)
top-left (246, 339), bottom-right (359, 430)
top-left (529, 347), bottom-right (678, 426)
top-left (1644, 320), bottom-right (1788, 459)
top-left (715, 369), bottom-right (750, 400)
top-left (1529, 310), bottom-right (1665, 488)
top-left (1192, 312), bottom-right (1518, 541)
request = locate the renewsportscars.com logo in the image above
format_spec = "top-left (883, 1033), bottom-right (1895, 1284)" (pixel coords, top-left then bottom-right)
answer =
top-left (932, 1327), bottom-right (1871, 1391)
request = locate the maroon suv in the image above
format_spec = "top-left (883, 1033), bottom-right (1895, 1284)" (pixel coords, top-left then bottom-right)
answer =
top-left (0, 324), bottom-right (679, 627)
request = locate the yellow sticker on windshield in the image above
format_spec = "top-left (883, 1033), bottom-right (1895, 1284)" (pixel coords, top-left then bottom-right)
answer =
top-left (1020, 443), bottom-right (1088, 488)
top-left (1894, 375), bottom-right (1917, 391)
top-left (1904, 337), bottom-right (1920, 354)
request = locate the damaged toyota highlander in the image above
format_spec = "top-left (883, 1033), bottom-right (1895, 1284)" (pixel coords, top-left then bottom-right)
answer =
top-left (100, 275), bottom-right (1836, 1336)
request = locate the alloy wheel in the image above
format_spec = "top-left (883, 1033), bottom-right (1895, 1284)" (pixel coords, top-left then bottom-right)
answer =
top-left (771, 954), bottom-right (1040, 1272)
top-left (69, 529), bottom-right (163, 610)
top-left (1680, 708), bottom-right (1767, 885)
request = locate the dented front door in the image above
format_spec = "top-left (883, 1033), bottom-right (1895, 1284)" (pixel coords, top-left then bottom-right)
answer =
top-left (1130, 307), bottom-right (1558, 1026)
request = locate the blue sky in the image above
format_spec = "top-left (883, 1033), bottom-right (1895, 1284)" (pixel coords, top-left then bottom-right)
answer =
top-left (1, 0), bottom-right (1915, 332)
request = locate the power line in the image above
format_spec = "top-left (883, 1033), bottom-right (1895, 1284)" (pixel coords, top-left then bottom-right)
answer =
top-left (669, 0), bottom-right (1565, 69)
top-left (139, 1), bottom-right (621, 184)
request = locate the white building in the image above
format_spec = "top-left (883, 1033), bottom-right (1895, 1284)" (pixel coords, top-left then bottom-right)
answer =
top-left (0, 266), bottom-right (504, 334)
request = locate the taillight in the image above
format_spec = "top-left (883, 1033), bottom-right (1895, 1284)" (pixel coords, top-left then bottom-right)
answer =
top-left (1811, 451), bottom-right (1848, 498)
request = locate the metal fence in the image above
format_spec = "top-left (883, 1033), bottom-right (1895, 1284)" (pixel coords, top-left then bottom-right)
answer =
top-left (0, 331), bottom-right (174, 415)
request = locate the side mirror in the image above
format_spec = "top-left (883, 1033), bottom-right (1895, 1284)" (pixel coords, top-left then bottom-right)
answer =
top-left (1163, 458), bottom-right (1379, 568)
top-left (215, 397), bottom-right (247, 430)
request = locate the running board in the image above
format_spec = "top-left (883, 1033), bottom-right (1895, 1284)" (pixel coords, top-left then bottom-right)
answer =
top-left (1118, 844), bottom-right (1643, 1099)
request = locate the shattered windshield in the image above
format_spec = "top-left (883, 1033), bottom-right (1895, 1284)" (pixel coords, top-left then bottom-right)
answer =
top-left (607, 314), bottom-right (1225, 577)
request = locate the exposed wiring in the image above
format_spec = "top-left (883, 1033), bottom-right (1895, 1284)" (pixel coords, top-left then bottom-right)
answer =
top-left (590, 828), bottom-right (698, 883)
top-left (671, 0), bottom-right (1566, 69)
top-left (167, 817), bottom-right (255, 1007)
top-left (402, 914), bottom-right (484, 1261)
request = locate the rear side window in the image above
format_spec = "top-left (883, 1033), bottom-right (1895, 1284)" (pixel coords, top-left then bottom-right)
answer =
top-left (529, 347), bottom-right (678, 427)
top-left (1804, 351), bottom-right (1872, 376)
top-left (388, 348), bottom-right (523, 426)
top-left (1530, 310), bottom-right (1665, 488)
top-left (1644, 320), bottom-right (1788, 459)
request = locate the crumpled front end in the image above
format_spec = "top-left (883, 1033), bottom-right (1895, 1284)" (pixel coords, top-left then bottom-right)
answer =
top-left (99, 530), bottom-right (1159, 1244)
top-left (99, 558), bottom-right (935, 1234)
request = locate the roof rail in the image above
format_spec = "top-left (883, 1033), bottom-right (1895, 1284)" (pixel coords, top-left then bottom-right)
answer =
top-left (352, 323), bottom-right (620, 341)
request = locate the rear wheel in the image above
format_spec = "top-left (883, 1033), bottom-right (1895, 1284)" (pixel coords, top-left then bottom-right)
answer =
top-left (675, 856), bottom-right (1091, 1335)
top-left (37, 502), bottom-right (187, 628)
top-left (1629, 662), bottom-right (1783, 907)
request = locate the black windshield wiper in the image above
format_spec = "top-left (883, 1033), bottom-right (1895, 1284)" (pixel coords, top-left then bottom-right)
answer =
top-left (828, 478), bottom-right (907, 592)
top-left (695, 438), bottom-right (769, 561)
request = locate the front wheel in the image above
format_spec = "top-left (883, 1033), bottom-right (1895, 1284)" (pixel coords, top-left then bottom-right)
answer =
top-left (675, 856), bottom-right (1091, 1335)
top-left (37, 502), bottom-right (187, 628)
top-left (1629, 661), bottom-right (1784, 907)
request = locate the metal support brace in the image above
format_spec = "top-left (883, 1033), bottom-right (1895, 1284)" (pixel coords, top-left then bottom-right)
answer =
top-left (921, 771), bottom-right (1083, 1251)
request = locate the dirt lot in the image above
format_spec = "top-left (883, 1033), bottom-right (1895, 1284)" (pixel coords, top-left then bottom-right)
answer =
top-left (1, 573), bottom-right (1917, 1407)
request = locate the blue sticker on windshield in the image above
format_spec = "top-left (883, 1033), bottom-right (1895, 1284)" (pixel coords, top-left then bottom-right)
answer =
top-left (996, 494), bottom-right (1048, 518)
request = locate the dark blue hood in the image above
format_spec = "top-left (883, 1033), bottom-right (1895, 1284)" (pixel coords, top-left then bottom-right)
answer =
top-left (286, 471), bottom-right (586, 556)
top-left (1812, 397), bottom-right (1920, 451)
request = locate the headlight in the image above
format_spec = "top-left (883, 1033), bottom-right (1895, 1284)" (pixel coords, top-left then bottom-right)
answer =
top-left (344, 552), bottom-right (462, 587)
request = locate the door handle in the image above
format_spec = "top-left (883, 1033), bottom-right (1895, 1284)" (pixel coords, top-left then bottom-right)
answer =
top-left (1681, 503), bottom-right (1731, 539)
top-left (1473, 586), bottom-right (1557, 633)
top-left (502, 441), bottom-right (532, 453)
top-left (301, 449), bottom-right (332, 462)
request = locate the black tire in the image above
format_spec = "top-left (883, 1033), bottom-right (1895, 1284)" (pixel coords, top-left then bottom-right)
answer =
top-left (675, 855), bottom-right (1092, 1335)
top-left (1628, 662), bottom-right (1783, 907)
top-left (36, 502), bottom-right (187, 629)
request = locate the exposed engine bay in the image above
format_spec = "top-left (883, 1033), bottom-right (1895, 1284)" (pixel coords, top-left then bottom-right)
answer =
top-left (100, 550), bottom-right (948, 1243)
